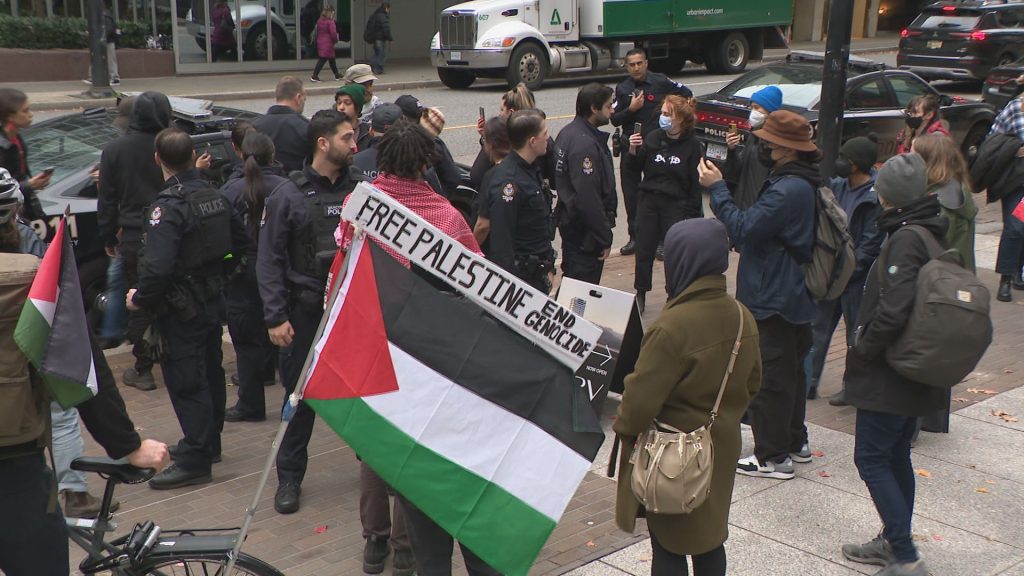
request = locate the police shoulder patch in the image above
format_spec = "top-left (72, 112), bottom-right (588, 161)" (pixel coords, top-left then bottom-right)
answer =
top-left (582, 156), bottom-right (594, 175)
top-left (148, 205), bottom-right (162, 227)
top-left (502, 182), bottom-right (516, 203)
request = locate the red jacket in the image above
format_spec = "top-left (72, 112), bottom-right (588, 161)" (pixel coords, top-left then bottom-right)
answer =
top-left (896, 119), bottom-right (951, 154)
top-left (211, 3), bottom-right (235, 46)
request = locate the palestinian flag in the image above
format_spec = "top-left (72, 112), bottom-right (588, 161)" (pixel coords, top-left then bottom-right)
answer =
top-left (14, 217), bottom-right (97, 409)
top-left (304, 237), bottom-right (605, 576)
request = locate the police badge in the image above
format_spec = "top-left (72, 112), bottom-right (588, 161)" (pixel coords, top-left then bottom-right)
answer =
top-left (148, 206), bottom-right (162, 226)
top-left (502, 182), bottom-right (515, 203)
top-left (582, 156), bottom-right (594, 175)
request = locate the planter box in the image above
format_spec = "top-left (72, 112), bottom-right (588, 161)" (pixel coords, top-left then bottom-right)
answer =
top-left (0, 48), bottom-right (174, 82)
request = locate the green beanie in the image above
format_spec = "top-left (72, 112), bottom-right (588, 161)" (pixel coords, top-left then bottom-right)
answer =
top-left (335, 83), bottom-right (366, 116)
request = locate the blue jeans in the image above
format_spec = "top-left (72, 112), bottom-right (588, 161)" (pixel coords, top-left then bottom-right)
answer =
top-left (50, 402), bottom-right (87, 493)
top-left (854, 409), bottom-right (919, 564)
top-left (809, 278), bottom-right (866, 392)
top-left (100, 254), bottom-right (127, 341)
top-left (996, 187), bottom-right (1024, 277)
top-left (371, 40), bottom-right (388, 73)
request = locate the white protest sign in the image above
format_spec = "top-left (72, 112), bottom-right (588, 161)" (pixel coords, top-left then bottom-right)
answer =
top-left (341, 182), bottom-right (601, 371)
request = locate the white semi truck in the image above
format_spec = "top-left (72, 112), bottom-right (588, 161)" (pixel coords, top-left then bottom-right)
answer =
top-left (430, 0), bottom-right (793, 90)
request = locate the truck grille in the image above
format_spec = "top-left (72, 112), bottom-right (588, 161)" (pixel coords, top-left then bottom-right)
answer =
top-left (439, 13), bottom-right (476, 49)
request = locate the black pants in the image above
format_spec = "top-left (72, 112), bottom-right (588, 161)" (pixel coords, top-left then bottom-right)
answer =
top-left (650, 532), bottom-right (726, 576)
top-left (620, 151), bottom-right (642, 239)
top-left (751, 315), bottom-right (812, 463)
top-left (312, 57), bottom-right (339, 78)
top-left (225, 270), bottom-right (276, 418)
top-left (634, 192), bottom-right (691, 292)
top-left (157, 298), bottom-right (226, 470)
top-left (398, 496), bottom-right (500, 576)
top-left (276, 298), bottom-right (324, 485)
top-left (0, 452), bottom-right (68, 576)
top-left (560, 236), bottom-right (605, 285)
top-left (121, 232), bottom-right (154, 374)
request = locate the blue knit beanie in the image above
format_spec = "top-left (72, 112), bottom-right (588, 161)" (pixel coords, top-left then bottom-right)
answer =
top-left (750, 86), bottom-right (783, 113)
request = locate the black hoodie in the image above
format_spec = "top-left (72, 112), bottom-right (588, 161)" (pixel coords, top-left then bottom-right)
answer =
top-left (97, 91), bottom-right (172, 247)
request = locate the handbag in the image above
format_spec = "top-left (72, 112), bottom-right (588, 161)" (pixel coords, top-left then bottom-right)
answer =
top-left (629, 299), bottom-right (744, 515)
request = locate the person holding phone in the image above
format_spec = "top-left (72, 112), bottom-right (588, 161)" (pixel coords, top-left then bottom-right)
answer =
top-left (0, 88), bottom-right (48, 221)
top-left (723, 85), bottom-right (783, 211)
top-left (611, 48), bottom-right (692, 256)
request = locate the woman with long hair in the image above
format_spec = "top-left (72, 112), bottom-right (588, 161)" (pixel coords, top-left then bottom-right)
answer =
top-left (896, 94), bottom-right (950, 154)
top-left (470, 83), bottom-right (555, 191)
top-left (219, 132), bottom-right (295, 422)
top-left (472, 115), bottom-right (512, 247)
top-left (311, 5), bottom-right (341, 82)
top-left (911, 133), bottom-right (978, 273)
top-left (0, 88), bottom-right (48, 221)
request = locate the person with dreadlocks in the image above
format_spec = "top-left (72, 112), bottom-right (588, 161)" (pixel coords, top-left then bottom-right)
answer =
top-left (336, 120), bottom-right (488, 576)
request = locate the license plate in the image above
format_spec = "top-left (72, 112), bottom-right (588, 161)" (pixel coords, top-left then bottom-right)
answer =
top-left (706, 143), bottom-right (728, 161)
top-left (450, 51), bottom-right (462, 60)
top-left (927, 40), bottom-right (942, 49)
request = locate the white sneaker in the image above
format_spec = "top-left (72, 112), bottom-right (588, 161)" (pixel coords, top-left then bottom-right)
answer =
top-left (737, 455), bottom-right (795, 479)
top-left (790, 443), bottom-right (813, 464)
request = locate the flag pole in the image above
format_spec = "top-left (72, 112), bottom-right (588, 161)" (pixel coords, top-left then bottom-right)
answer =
top-left (224, 228), bottom-right (364, 572)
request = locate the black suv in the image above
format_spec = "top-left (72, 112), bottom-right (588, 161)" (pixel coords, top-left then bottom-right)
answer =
top-left (898, 1), bottom-right (1024, 81)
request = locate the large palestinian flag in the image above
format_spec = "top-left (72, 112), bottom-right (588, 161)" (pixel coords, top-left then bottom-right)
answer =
top-left (304, 237), bottom-right (605, 576)
top-left (14, 217), bottom-right (97, 409)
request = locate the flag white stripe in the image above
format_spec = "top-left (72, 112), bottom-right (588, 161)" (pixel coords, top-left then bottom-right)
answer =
top-left (29, 296), bottom-right (57, 325)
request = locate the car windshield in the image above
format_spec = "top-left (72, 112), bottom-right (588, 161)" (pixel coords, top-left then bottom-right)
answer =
top-left (22, 113), bottom-right (122, 189)
top-left (912, 11), bottom-right (981, 29)
top-left (718, 66), bottom-right (824, 109)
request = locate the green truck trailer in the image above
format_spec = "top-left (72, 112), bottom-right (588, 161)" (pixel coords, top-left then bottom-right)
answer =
top-left (430, 0), bottom-right (793, 90)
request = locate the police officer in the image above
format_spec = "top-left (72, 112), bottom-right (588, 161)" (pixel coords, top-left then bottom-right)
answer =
top-left (611, 48), bottom-right (692, 255)
top-left (257, 109), bottom-right (364, 515)
top-left (555, 83), bottom-right (616, 284)
top-left (484, 109), bottom-right (555, 294)
top-left (127, 128), bottom-right (250, 490)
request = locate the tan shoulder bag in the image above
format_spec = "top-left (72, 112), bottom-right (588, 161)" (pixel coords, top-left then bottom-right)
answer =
top-left (629, 300), bottom-right (744, 515)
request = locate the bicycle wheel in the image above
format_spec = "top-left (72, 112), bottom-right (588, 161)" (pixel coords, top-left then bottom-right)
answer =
top-left (138, 553), bottom-right (283, 576)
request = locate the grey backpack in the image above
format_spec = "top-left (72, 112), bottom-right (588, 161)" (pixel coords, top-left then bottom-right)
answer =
top-left (883, 225), bottom-right (992, 389)
top-left (802, 186), bottom-right (856, 301)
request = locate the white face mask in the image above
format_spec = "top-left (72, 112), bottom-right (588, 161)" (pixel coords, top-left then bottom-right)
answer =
top-left (749, 109), bottom-right (767, 129)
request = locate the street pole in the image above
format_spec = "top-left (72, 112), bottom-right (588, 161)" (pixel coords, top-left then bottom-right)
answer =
top-left (817, 0), bottom-right (855, 180)
top-left (84, 0), bottom-right (115, 98)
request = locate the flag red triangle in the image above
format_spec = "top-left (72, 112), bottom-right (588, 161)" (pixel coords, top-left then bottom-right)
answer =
top-left (27, 220), bottom-right (62, 303)
top-left (304, 244), bottom-right (400, 400)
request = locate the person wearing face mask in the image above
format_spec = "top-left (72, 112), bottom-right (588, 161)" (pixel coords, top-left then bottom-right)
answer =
top-left (896, 95), bottom-right (950, 155)
top-left (627, 94), bottom-right (703, 313)
top-left (698, 110), bottom-right (818, 481)
top-left (723, 86), bottom-right (783, 211)
top-left (807, 135), bottom-right (885, 404)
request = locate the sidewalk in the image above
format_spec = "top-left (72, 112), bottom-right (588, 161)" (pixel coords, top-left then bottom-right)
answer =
top-left (21, 33), bottom-right (900, 111)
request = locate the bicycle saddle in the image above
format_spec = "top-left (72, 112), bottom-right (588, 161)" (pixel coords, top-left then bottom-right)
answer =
top-left (71, 456), bottom-right (155, 484)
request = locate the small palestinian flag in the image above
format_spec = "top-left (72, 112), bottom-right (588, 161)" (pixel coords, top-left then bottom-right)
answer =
top-left (304, 237), bottom-right (605, 576)
top-left (14, 217), bottom-right (97, 409)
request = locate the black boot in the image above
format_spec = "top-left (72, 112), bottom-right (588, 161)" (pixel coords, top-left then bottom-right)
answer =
top-left (636, 291), bottom-right (646, 314)
top-left (620, 238), bottom-right (637, 256)
top-left (1014, 274), bottom-right (1024, 291)
top-left (998, 275), bottom-right (1013, 302)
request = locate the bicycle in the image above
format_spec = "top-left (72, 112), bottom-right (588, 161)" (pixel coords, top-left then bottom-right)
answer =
top-left (66, 456), bottom-right (284, 576)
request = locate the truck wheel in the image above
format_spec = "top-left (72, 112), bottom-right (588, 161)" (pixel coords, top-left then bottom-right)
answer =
top-left (438, 68), bottom-right (476, 89)
top-left (707, 32), bottom-right (749, 74)
top-left (507, 42), bottom-right (548, 91)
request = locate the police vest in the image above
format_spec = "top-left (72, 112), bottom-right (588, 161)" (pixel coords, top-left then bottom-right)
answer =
top-left (287, 169), bottom-right (357, 281)
top-left (160, 183), bottom-right (234, 277)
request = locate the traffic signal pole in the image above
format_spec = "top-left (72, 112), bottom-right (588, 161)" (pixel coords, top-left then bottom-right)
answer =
top-left (817, 0), bottom-right (855, 180)
top-left (84, 0), bottom-right (116, 98)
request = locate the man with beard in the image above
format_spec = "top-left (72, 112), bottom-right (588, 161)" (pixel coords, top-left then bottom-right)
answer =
top-left (257, 109), bottom-right (364, 514)
top-left (554, 83), bottom-right (616, 284)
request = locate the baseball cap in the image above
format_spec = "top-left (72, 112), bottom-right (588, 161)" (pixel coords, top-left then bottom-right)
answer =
top-left (394, 95), bottom-right (424, 120)
top-left (371, 103), bottom-right (402, 133)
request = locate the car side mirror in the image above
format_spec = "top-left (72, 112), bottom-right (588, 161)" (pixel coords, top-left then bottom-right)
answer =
top-left (938, 94), bottom-right (953, 107)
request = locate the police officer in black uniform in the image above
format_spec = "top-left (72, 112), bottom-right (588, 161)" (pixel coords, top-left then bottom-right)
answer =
top-left (127, 128), bottom-right (250, 490)
top-left (484, 109), bottom-right (556, 294)
top-left (555, 83), bottom-right (617, 285)
top-left (257, 109), bottom-right (364, 515)
top-left (611, 48), bottom-right (692, 255)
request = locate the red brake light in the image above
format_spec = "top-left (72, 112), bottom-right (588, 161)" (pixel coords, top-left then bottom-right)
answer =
top-left (901, 28), bottom-right (909, 38)
top-left (971, 30), bottom-right (986, 41)
top-left (942, 5), bottom-right (956, 11)
top-left (901, 28), bottom-right (922, 38)
top-left (697, 111), bottom-right (750, 130)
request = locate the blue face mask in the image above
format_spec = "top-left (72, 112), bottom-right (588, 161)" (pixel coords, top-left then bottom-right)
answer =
top-left (658, 114), bottom-right (673, 131)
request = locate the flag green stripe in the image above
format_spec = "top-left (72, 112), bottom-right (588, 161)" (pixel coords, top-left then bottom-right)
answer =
top-left (14, 302), bottom-right (48, 366)
top-left (307, 397), bottom-right (556, 576)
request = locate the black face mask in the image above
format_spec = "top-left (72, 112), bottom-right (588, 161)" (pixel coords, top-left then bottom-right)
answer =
top-left (756, 141), bottom-right (775, 168)
top-left (834, 157), bottom-right (853, 179)
top-left (905, 115), bottom-right (923, 130)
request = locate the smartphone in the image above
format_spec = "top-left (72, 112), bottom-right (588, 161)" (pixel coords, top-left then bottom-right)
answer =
top-left (728, 123), bottom-right (739, 136)
top-left (478, 106), bottom-right (485, 121)
top-left (41, 166), bottom-right (56, 175)
top-left (630, 122), bottom-right (642, 155)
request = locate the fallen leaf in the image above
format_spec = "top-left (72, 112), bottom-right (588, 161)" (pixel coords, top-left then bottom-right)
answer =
top-left (976, 487), bottom-right (990, 494)
top-left (952, 397), bottom-right (971, 403)
top-left (638, 555), bottom-right (651, 563)
top-left (811, 450), bottom-right (825, 458)
top-left (314, 525), bottom-right (328, 534)
top-left (986, 479), bottom-right (996, 485)
top-left (915, 469), bottom-right (932, 478)
top-left (912, 534), bottom-right (928, 542)
top-left (990, 410), bottom-right (1019, 423)
top-left (585, 540), bottom-right (596, 548)
top-left (967, 388), bottom-right (997, 395)
top-left (933, 535), bottom-right (945, 542)
top-left (818, 470), bottom-right (832, 478)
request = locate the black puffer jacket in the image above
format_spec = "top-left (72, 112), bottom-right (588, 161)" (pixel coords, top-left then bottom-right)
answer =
top-left (845, 195), bottom-right (951, 417)
top-left (97, 91), bottom-right (172, 247)
top-left (970, 133), bottom-right (1024, 204)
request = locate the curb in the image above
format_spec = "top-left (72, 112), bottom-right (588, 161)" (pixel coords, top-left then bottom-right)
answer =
top-left (34, 46), bottom-right (898, 111)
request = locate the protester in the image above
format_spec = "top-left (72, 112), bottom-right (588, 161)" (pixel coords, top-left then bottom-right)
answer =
top-left (210, 0), bottom-right (236, 62)
top-left (611, 48), bottom-right (692, 256)
top-left (627, 94), bottom-right (702, 312)
top-left (723, 85), bottom-right (783, 210)
top-left (472, 116), bottom-right (512, 248)
top-left (469, 84), bottom-right (556, 193)
top-left (0, 88), bottom-right (48, 222)
top-left (699, 110), bottom-right (817, 480)
top-left (98, 91), bottom-right (173, 392)
top-left (126, 128), bottom-right (249, 490)
top-left (395, 95), bottom-right (460, 198)
top-left (364, 1), bottom-right (392, 75)
top-left (913, 134), bottom-right (978, 274)
top-left (979, 95), bottom-right (1024, 302)
top-left (352, 103), bottom-right (446, 197)
top-left (808, 135), bottom-right (884, 405)
top-left (310, 5), bottom-right (341, 82)
top-left (253, 77), bottom-right (310, 174)
top-left (555, 83), bottom-right (617, 284)
top-left (343, 63), bottom-right (383, 122)
top-left (614, 218), bottom-right (761, 576)
top-left (841, 153), bottom-right (945, 576)
top-left (258, 109), bottom-right (364, 514)
top-left (335, 83), bottom-right (372, 150)
top-left (0, 175), bottom-right (168, 576)
top-left (896, 94), bottom-right (950, 154)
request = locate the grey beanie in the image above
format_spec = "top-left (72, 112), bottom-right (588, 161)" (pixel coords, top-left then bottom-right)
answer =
top-left (874, 153), bottom-right (929, 209)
